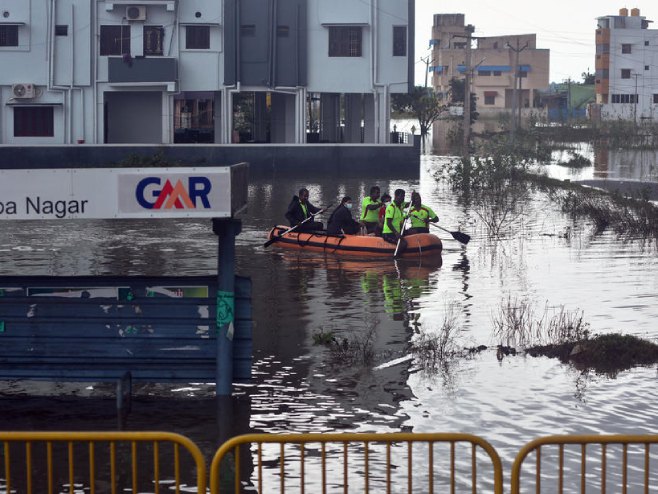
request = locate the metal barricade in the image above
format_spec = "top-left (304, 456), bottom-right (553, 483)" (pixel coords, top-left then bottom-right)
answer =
top-left (210, 432), bottom-right (503, 494)
top-left (511, 434), bottom-right (658, 493)
top-left (0, 431), bottom-right (206, 494)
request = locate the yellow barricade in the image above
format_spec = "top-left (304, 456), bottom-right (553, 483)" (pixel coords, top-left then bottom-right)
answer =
top-left (0, 431), bottom-right (206, 494)
top-left (210, 432), bottom-right (503, 494)
top-left (511, 434), bottom-right (658, 493)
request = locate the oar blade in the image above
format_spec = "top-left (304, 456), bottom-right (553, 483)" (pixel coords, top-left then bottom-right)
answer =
top-left (451, 230), bottom-right (471, 245)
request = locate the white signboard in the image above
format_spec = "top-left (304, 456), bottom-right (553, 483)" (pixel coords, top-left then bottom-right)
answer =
top-left (0, 167), bottom-right (232, 220)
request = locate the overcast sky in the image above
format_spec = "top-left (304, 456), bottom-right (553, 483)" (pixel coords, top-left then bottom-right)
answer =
top-left (414, 1), bottom-right (658, 84)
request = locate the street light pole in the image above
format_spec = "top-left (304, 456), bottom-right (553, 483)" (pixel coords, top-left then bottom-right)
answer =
top-left (507, 39), bottom-right (528, 139)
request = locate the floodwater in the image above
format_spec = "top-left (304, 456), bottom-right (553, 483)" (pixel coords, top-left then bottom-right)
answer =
top-left (1, 151), bottom-right (658, 491)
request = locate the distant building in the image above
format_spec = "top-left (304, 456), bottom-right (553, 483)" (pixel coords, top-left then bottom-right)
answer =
top-left (540, 83), bottom-right (595, 122)
top-left (0, 0), bottom-right (414, 145)
top-left (593, 8), bottom-right (658, 122)
top-left (429, 14), bottom-right (549, 115)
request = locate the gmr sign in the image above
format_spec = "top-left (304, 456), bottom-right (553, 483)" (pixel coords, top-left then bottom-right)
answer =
top-left (136, 177), bottom-right (212, 210)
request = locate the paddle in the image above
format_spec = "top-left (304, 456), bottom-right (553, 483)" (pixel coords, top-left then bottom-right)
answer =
top-left (393, 200), bottom-right (412, 258)
top-left (430, 222), bottom-right (471, 245)
top-left (263, 205), bottom-right (330, 248)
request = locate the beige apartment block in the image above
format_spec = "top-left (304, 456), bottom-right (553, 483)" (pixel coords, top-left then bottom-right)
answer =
top-left (430, 14), bottom-right (550, 114)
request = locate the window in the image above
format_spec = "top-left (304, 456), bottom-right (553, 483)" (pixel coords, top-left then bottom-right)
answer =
top-left (393, 26), bottom-right (406, 56)
top-left (646, 65), bottom-right (650, 71)
top-left (277, 25), bottom-right (289, 37)
top-left (611, 94), bottom-right (637, 103)
top-left (55, 25), bottom-right (68, 36)
top-left (621, 69), bottom-right (631, 79)
top-left (596, 43), bottom-right (610, 54)
top-left (493, 70), bottom-right (502, 76)
top-left (328, 26), bottom-right (362, 57)
top-left (621, 43), bottom-right (632, 54)
top-left (614, 17), bottom-right (626, 28)
top-left (645, 41), bottom-right (650, 46)
top-left (14, 107), bottom-right (54, 137)
top-left (100, 25), bottom-right (130, 55)
top-left (453, 42), bottom-right (466, 49)
top-left (518, 70), bottom-right (528, 78)
top-left (186, 25), bottom-right (209, 49)
top-left (596, 68), bottom-right (609, 79)
top-left (0, 25), bottom-right (18, 47)
top-left (477, 70), bottom-right (491, 76)
top-left (484, 92), bottom-right (496, 105)
top-left (144, 26), bottom-right (164, 55)
top-left (654, 94), bottom-right (658, 104)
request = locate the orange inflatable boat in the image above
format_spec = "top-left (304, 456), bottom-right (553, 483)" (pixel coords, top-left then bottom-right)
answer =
top-left (266, 225), bottom-right (442, 257)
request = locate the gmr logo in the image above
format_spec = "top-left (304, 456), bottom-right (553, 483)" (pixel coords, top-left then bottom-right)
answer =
top-left (136, 177), bottom-right (212, 209)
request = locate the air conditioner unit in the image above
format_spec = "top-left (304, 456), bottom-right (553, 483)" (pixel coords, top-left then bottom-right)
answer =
top-left (12, 83), bottom-right (35, 99)
top-left (126, 5), bottom-right (146, 21)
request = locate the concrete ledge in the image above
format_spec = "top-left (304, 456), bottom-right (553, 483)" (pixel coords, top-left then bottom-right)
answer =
top-left (0, 144), bottom-right (420, 178)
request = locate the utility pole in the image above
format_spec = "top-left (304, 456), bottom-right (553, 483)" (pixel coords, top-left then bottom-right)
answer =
top-left (507, 39), bottom-right (528, 138)
top-left (633, 73), bottom-right (640, 126)
top-left (462, 24), bottom-right (475, 156)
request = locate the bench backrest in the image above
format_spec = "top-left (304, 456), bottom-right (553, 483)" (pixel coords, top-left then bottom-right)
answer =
top-left (0, 275), bottom-right (251, 382)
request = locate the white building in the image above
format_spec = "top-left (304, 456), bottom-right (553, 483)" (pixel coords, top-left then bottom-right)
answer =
top-left (594, 7), bottom-right (658, 122)
top-left (0, 0), bottom-right (414, 145)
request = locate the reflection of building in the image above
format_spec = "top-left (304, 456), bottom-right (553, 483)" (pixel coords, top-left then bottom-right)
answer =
top-left (0, 1), bottom-right (414, 144)
top-left (593, 8), bottom-right (658, 121)
top-left (429, 14), bottom-right (549, 115)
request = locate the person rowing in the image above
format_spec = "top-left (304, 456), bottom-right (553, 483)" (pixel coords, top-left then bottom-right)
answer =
top-left (404, 192), bottom-right (438, 235)
top-left (285, 188), bottom-right (324, 232)
top-left (382, 188), bottom-right (407, 253)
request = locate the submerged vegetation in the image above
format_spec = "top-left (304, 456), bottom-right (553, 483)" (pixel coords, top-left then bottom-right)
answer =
top-left (439, 134), bottom-right (658, 241)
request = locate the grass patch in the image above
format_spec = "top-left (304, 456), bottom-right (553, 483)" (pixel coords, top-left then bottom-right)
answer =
top-left (527, 333), bottom-right (658, 376)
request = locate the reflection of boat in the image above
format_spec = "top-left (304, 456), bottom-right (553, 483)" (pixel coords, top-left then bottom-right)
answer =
top-left (267, 226), bottom-right (442, 258)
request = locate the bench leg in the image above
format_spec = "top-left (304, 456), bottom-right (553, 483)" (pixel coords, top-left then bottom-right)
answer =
top-left (116, 371), bottom-right (132, 428)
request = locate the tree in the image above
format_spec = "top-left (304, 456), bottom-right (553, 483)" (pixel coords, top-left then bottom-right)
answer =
top-left (581, 70), bottom-right (595, 85)
top-left (391, 86), bottom-right (448, 138)
top-left (449, 78), bottom-right (479, 124)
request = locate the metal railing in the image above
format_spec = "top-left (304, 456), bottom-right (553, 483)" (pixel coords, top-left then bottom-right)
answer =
top-left (511, 434), bottom-right (658, 493)
top-left (210, 432), bottom-right (503, 494)
top-left (0, 431), bottom-right (207, 494)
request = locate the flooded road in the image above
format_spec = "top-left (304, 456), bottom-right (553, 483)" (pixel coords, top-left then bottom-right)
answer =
top-left (1, 153), bottom-right (658, 484)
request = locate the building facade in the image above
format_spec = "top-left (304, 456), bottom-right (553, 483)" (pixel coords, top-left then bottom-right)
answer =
top-left (429, 14), bottom-right (549, 114)
top-left (0, 0), bottom-right (414, 145)
top-left (594, 8), bottom-right (658, 122)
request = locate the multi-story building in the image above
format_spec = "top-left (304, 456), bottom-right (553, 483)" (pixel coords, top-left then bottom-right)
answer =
top-left (594, 8), bottom-right (658, 122)
top-left (0, 0), bottom-right (414, 145)
top-left (429, 14), bottom-right (549, 114)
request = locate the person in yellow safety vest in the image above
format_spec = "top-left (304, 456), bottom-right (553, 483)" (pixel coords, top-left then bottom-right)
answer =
top-left (360, 186), bottom-right (383, 234)
top-left (404, 192), bottom-right (439, 235)
top-left (382, 188), bottom-right (408, 253)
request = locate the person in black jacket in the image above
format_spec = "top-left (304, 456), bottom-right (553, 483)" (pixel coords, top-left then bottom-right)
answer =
top-left (285, 188), bottom-right (324, 231)
top-left (327, 196), bottom-right (362, 235)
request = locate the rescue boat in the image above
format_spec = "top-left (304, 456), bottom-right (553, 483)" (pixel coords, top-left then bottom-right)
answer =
top-left (266, 225), bottom-right (442, 258)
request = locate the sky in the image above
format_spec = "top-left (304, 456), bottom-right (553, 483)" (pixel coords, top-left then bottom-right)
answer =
top-left (414, 0), bottom-right (658, 84)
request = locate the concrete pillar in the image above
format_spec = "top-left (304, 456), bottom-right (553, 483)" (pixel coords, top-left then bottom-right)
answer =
top-left (363, 93), bottom-right (375, 143)
top-left (213, 91), bottom-right (222, 144)
top-left (270, 93), bottom-right (296, 143)
top-left (253, 92), bottom-right (269, 143)
top-left (344, 93), bottom-right (362, 143)
top-left (320, 93), bottom-right (340, 143)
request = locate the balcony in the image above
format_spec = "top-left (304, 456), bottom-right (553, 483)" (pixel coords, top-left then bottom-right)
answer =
top-left (108, 57), bottom-right (177, 86)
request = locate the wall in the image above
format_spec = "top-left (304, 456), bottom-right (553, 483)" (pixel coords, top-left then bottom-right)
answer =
top-left (0, 144), bottom-right (420, 177)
